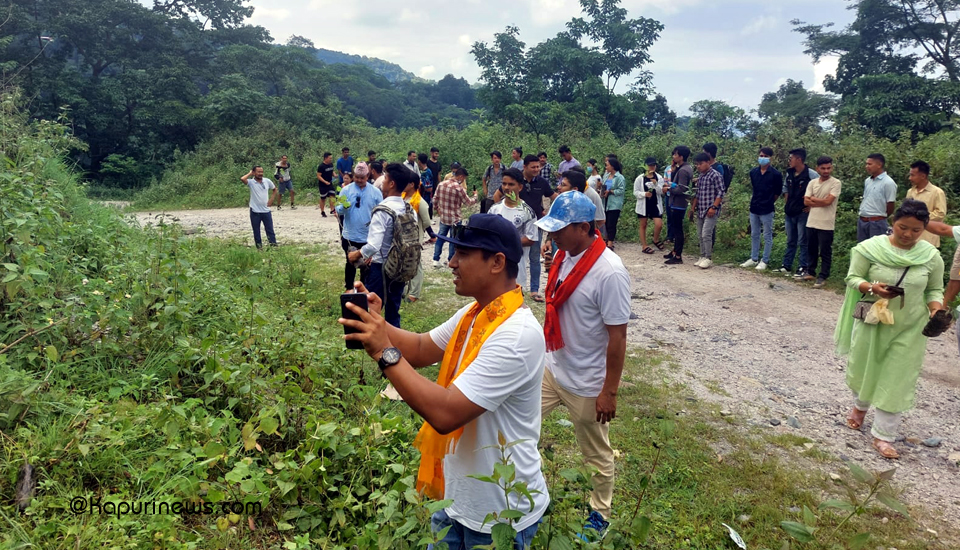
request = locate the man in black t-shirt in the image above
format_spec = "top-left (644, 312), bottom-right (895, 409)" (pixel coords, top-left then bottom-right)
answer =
top-left (493, 155), bottom-right (557, 302)
top-left (425, 147), bottom-right (441, 192)
top-left (317, 152), bottom-right (337, 218)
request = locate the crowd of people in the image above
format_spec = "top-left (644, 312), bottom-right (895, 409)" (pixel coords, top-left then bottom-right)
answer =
top-left (238, 142), bottom-right (959, 549)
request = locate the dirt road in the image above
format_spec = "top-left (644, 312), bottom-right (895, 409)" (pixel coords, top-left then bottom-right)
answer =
top-left (131, 205), bottom-right (960, 531)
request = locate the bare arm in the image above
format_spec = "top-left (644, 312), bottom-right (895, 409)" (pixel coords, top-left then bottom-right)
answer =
top-left (596, 323), bottom-right (627, 424)
top-left (886, 201), bottom-right (895, 216)
top-left (945, 279), bottom-right (960, 307)
top-left (240, 170), bottom-right (253, 184)
top-left (926, 220), bottom-right (955, 237)
top-left (493, 189), bottom-right (504, 203)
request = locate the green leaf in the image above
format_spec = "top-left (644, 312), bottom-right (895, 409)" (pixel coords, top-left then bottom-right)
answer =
top-left (877, 494), bottom-right (909, 516)
top-left (491, 522), bottom-right (516, 550)
top-left (848, 532), bottom-right (871, 550)
top-left (498, 509), bottom-right (524, 520)
top-left (258, 417), bottom-right (279, 435)
top-left (802, 505), bottom-right (817, 527)
top-left (549, 534), bottom-right (575, 550)
top-left (44, 345), bottom-right (58, 362)
top-left (819, 499), bottom-right (856, 512)
top-left (276, 480), bottom-right (296, 496)
top-left (425, 499), bottom-right (454, 513)
top-left (632, 515), bottom-right (652, 543)
top-left (203, 441), bottom-right (227, 458)
top-left (77, 444), bottom-right (90, 457)
top-left (847, 463), bottom-right (875, 484)
top-left (877, 467), bottom-right (897, 482)
top-left (780, 521), bottom-right (815, 543)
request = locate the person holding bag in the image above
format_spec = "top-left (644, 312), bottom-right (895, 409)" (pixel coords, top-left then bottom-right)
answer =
top-left (834, 199), bottom-right (945, 460)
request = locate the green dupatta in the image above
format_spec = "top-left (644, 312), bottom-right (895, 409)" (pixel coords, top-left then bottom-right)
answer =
top-left (834, 235), bottom-right (939, 355)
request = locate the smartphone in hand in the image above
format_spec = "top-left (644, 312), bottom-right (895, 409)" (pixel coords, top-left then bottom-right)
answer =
top-left (341, 293), bottom-right (369, 350)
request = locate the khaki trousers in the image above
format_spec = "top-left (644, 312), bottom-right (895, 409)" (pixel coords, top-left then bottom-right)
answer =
top-left (541, 368), bottom-right (614, 518)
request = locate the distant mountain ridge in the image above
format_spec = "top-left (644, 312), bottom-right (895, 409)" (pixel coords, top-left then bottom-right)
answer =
top-left (313, 48), bottom-right (418, 83)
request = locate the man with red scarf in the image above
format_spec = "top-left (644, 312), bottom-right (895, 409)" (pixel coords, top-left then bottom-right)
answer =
top-left (536, 191), bottom-right (631, 537)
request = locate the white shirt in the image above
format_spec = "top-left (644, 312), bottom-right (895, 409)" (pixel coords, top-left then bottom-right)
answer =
top-left (247, 178), bottom-right (275, 213)
top-left (489, 202), bottom-right (538, 243)
top-left (546, 245), bottom-right (632, 398)
top-left (403, 160), bottom-right (421, 177)
top-left (429, 304), bottom-right (549, 533)
top-left (360, 196), bottom-right (405, 263)
top-left (583, 187), bottom-right (606, 222)
top-left (374, 175), bottom-right (385, 190)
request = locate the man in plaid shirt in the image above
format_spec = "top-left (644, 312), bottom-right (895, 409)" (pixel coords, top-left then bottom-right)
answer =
top-left (690, 152), bottom-right (725, 270)
top-left (433, 168), bottom-right (478, 267)
top-left (538, 152), bottom-right (554, 184)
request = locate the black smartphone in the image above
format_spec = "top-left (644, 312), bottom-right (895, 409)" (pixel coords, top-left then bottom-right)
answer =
top-left (340, 293), bottom-right (369, 350)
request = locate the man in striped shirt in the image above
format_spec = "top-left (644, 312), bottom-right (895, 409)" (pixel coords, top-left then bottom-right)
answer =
top-left (690, 152), bottom-right (725, 269)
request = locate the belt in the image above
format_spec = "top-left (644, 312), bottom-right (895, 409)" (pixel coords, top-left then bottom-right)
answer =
top-left (859, 216), bottom-right (886, 222)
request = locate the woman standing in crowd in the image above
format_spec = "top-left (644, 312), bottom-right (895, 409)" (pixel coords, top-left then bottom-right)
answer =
top-left (835, 199), bottom-right (945, 459)
top-left (602, 158), bottom-right (626, 250)
top-left (634, 157), bottom-right (665, 254)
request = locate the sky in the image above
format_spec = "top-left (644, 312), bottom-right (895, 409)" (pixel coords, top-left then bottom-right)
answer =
top-left (246, 0), bottom-right (855, 115)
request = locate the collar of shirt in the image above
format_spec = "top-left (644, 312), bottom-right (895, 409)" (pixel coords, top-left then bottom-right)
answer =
top-left (869, 172), bottom-right (889, 182)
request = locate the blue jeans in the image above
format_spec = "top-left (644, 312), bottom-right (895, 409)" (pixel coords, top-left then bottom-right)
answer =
top-left (434, 223), bottom-right (456, 262)
top-left (750, 212), bottom-right (775, 263)
top-left (783, 212), bottom-right (809, 271)
top-left (427, 510), bottom-right (541, 550)
top-left (528, 232), bottom-right (541, 293)
top-left (366, 263), bottom-right (404, 328)
top-left (249, 209), bottom-right (277, 248)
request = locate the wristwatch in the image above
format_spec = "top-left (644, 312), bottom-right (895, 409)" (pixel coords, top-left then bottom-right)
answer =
top-left (377, 347), bottom-right (402, 375)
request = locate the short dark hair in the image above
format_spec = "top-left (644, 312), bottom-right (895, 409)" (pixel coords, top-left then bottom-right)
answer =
top-left (478, 249), bottom-right (520, 280)
top-left (370, 161), bottom-right (383, 174)
top-left (367, 150), bottom-right (376, 156)
top-left (893, 198), bottom-right (930, 225)
top-left (606, 153), bottom-right (619, 160)
top-left (384, 162), bottom-right (414, 191)
top-left (342, 147), bottom-right (350, 153)
top-left (607, 158), bottom-right (623, 173)
top-left (417, 152), bottom-right (429, 164)
top-left (867, 153), bottom-right (886, 166)
top-left (513, 147), bottom-right (523, 155)
top-left (455, 167), bottom-right (468, 178)
top-left (672, 146), bottom-right (691, 161)
top-left (502, 168), bottom-right (524, 184)
top-left (523, 154), bottom-right (540, 166)
top-left (252, 165), bottom-right (262, 171)
top-left (538, 151), bottom-right (548, 158)
top-left (693, 152), bottom-right (712, 164)
top-left (788, 148), bottom-right (807, 162)
top-left (587, 158), bottom-right (597, 167)
top-left (910, 160), bottom-right (931, 175)
top-left (430, 147), bottom-right (439, 153)
top-left (323, 152), bottom-right (332, 160)
top-left (759, 146), bottom-right (774, 156)
top-left (491, 150), bottom-right (502, 160)
top-left (407, 150), bottom-right (416, 157)
top-left (702, 142), bottom-right (718, 159)
top-left (816, 156), bottom-right (833, 166)
top-left (558, 145), bottom-right (571, 154)
top-left (568, 165), bottom-right (586, 175)
top-left (564, 171), bottom-right (587, 192)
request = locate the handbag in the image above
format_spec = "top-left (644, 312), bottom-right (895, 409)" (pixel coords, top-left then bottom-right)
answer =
top-left (852, 266), bottom-right (910, 322)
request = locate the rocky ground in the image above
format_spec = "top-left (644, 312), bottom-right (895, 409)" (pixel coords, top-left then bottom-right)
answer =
top-left (128, 204), bottom-right (960, 534)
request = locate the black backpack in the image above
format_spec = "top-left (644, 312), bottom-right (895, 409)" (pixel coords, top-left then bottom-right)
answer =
top-left (720, 164), bottom-right (735, 191)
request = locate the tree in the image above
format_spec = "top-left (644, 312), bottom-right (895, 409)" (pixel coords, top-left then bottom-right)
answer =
top-left (689, 100), bottom-right (750, 138)
top-left (757, 79), bottom-right (838, 131)
top-left (470, 26), bottom-right (529, 117)
top-left (286, 35), bottom-right (315, 50)
top-left (152, 0), bottom-right (253, 30)
top-left (837, 73), bottom-right (960, 138)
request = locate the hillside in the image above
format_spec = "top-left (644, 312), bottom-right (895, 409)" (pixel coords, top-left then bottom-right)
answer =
top-left (314, 48), bottom-right (418, 82)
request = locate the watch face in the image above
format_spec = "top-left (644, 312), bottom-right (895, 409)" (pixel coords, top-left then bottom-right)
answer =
top-left (381, 347), bottom-right (401, 365)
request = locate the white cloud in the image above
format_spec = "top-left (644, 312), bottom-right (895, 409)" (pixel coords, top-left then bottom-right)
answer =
top-left (775, 77), bottom-right (789, 88)
top-left (741, 15), bottom-right (778, 36)
top-left (811, 56), bottom-right (839, 93)
top-left (399, 8), bottom-right (417, 22)
top-left (419, 65), bottom-right (437, 78)
top-left (458, 34), bottom-right (472, 46)
top-left (251, 7), bottom-right (290, 21)
top-left (744, 77), bottom-right (754, 83)
top-left (451, 57), bottom-right (466, 69)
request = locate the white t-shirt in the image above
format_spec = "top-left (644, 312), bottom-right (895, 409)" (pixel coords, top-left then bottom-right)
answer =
top-left (545, 245), bottom-right (632, 398)
top-left (429, 304), bottom-right (549, 533)
top-left (247, 178), bottom-right (275, 213)
top-left (489, 202), bottom-right (538, 243)
top-left (583, 187), bottom-right (606, 222)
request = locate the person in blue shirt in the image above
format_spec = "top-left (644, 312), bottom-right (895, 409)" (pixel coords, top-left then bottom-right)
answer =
top-left (336, 147), bottom-right (355, 185)
top-left (416, 153), bottom-right (435, 217)
top-left (336, 162), bottom-right (382, 290)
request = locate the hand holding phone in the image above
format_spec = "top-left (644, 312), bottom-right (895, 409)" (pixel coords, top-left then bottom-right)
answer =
top-left (341, 293), bottom-right (369, 350)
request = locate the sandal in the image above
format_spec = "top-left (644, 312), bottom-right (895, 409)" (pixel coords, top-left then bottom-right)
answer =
top-left (642, 247), bottom-right (655, 254)
top-left (872, 438), bottom-right (900, 459)
top-left (531, 292), bottom-right (545, 303)
top-left (846, 408), bottom-right (866, 430)
top-left (653, 240), bottom-right (665, 250)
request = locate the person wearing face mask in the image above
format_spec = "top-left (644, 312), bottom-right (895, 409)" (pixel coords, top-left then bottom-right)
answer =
top-left (835, 199), bottom-right (945, 460)
top-left (741, 147), bottom-right (782, 271)
top-left (634, 157), bottom-right (665, 254)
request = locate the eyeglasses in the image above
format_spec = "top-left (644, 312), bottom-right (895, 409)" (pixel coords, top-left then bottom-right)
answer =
top-left (355, 195), bottom-right (361, 208)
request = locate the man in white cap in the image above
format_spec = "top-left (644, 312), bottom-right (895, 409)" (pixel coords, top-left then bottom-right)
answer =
top-left (536, 191), bottom-right (631, 538)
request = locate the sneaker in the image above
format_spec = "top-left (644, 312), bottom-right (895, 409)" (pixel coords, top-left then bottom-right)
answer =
top-left (802, 273), bottom-right (816, 282)
top-left (699, 259), bottom-right (713, 269)
top-left (740, 259), bottom-right (758, 268)
top-left (290, 205), bottom-right (297, 210)
top-left (773, 267), bottom-right (790, 274)
top-left (755, 261), bottom-right (768, 271)
top-left (578, 511), bottom-right (610, 541)
top-left (665, 256), bottom-right (683, 265)
top-left (693, 257), bottom-right (705, 267)
top-left (320, 211), bottom-right (327, 218)
top-left (814, 278), bottom-right (826, 288)
top-left (664, 251), bottom-right (675, 259)
top-left (276, 204), bottom-right (282, 210)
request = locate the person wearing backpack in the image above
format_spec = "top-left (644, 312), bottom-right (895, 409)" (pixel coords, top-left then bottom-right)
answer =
top-left (349, 163), bottom-right (419, 328)
top-left (703, 143), bottom-right (734, 249)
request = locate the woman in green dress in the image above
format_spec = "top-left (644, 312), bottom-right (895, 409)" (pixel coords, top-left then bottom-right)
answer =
top-left (835, 199), bottom-right (946, 459)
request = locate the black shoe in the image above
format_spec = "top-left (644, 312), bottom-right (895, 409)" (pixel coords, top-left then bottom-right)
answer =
top-left (664, 251), bottom-right (675, 259)
top-left (321, 211), bottom-right (327, 218)
top-left (665, 256), bottom-right (683, 265)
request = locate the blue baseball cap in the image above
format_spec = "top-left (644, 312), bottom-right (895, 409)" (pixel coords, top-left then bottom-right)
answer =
top-left (438, 214), bottom-right (523, 264)
top-left (535, 191), bottom-right (596, 233)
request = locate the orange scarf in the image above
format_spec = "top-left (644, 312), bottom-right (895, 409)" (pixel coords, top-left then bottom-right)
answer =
top-left (413, 285), bottom-right (525, 499)
top-left (403, 190), bottom-right (422, 213)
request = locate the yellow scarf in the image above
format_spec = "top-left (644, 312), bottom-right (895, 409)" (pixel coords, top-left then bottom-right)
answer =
top-left (413, 285), bottom-right (525, 499)
top-left (403, 190), bottom-right (422, 213)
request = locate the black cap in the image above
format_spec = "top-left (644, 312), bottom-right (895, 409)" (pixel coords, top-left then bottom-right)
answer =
top-left (645, 156), bottom-right (658, 166)
top-left (437, 214), bottom-right (523, 264)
